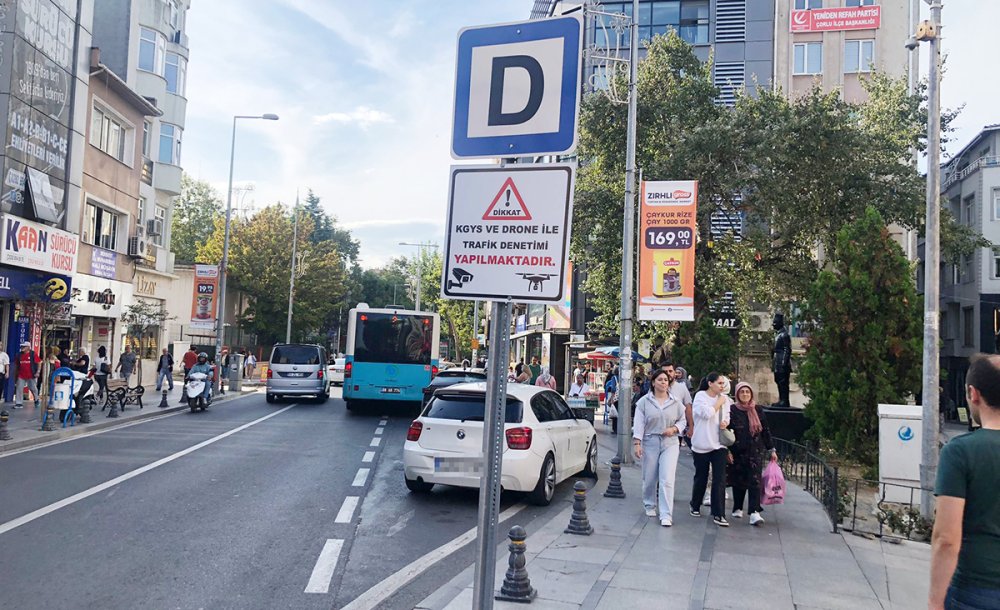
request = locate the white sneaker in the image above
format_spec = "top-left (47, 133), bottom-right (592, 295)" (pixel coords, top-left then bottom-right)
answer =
top-left (645, 507), bottom-right (656, 517)
top-left (749, 512), bottom-right (764, 526)
top-left (660, 518), bottom-right (672, 527)
top-left (732, 509), bottom-right (743, 519)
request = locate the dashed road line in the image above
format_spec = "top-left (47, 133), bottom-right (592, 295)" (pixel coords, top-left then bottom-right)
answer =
top-left (362, 451), bottom-right (375, 463)
top-left (370, 437), bottom-right (381, 447)
top-left (352, 468), bottom-right (370, 487)
top-left (335, 496), bottom-right (360, 524)
top-left (375, 427), bottom-right (384, 436)
top-left (304, 539), bottom-right (344, 594)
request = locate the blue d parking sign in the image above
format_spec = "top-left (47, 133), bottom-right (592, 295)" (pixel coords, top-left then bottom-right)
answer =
top-left (451, 15), bottom-right (582, 159)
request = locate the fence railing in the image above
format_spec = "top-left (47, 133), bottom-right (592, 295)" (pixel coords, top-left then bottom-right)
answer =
top-left (840, 478), bottom-right (932, 541)
top-left (773, 437), bottom-right (840, 533)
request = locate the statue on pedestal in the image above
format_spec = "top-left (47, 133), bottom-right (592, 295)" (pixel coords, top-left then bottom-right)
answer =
top-left (772, 313), bottom-right (792, 408)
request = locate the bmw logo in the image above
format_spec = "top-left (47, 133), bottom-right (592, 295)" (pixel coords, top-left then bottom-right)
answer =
top-left (898, 426), bottom-right (914, 442)
top-left (457, 429), bottom-right (466, 440)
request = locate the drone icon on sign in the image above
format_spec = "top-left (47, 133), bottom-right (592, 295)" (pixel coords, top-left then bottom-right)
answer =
top-left (517, 273), bottom-right (556, 292)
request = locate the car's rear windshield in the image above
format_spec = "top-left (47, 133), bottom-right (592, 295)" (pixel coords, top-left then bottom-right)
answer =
top-left (424, 395), bottom-right (522, 423)
top-left (271, 345), bottom-right (321, 365)
top-left (436, 372), bottom-right (487, 382)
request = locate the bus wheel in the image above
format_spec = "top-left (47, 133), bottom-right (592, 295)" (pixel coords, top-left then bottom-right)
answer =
top-left (345, 400), bottom-right (355, 412)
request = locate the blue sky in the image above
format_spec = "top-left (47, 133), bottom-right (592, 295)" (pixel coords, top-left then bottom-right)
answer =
top-left (181, 1), bottom-right (996, 269)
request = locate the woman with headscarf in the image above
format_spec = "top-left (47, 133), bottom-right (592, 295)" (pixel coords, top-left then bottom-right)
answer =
top-left (727, 382), bottom-right (776, 526)
top-left (535, 366), bottom-right (556, 390)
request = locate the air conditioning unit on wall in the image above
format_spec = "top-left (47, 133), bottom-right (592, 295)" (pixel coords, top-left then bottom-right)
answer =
top-left (128, 235), bottom-right (147, 258)
top-left (747, 311), bottom-right (772, 333)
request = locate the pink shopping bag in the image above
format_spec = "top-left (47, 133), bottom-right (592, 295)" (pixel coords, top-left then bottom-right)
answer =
top-left (761, 461), bottom-right (786, 506)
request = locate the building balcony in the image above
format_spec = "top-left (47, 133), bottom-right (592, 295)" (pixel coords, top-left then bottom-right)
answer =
top-left (153, 161), bottom-right (182, 196)
top-left (943, 155), bottom-right (1000, 190)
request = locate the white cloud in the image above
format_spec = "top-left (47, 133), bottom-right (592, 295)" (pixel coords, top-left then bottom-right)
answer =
top-left (314, 106), bottom-right (394, 127)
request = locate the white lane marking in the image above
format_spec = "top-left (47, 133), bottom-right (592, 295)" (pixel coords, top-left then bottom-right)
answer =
top-left (335, 496), bottom-right (360, 524)
top-left (386, 509), bottom-right (415, 537)
top-left (375, 427), bottom-right (384, 436)
top-left (304, 539), bottom-right (344, 594)
top-left (0, 405), bottom-right (297, 537)
top-left (340, 504), bottom-right (527, 610)
top-left (352, 468), bottom-right (370, 487)
top-left (369, 437), bottom-right (381, 447)
top-left (362, 451), bottom-right (375, 463)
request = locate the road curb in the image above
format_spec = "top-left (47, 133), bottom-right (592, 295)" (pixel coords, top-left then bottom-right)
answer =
top-left (0, 390), bottom-right (256, 454)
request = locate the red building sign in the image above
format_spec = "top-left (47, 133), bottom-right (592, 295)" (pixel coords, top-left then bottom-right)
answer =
top-left (790, 6), bottom-right (881, 32)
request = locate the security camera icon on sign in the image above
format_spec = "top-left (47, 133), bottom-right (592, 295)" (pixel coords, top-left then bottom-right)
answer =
top-left (448, 268), bottom-right (474, 290)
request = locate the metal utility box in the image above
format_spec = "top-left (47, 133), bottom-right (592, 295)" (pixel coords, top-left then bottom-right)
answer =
top-left (878, 404), bottom-right (923, 504)
top-left (228, 354), bottom-right (245, 392)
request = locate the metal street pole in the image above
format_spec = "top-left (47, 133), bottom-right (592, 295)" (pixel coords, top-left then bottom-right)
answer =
top-left (919, 0), bottom-right (942, 519)
top-left (616, 0), bottom-right (640, 464)
top-left (215, 113), bottom-right (278, 392)
top-left (400, 242), bottom-right (439, 311)
top-left (472, 297), bottom-right (512, 610)
top-left (472, 299), bottom-right (480, 364)
top-left (286, 192), bottom-right (300, 344)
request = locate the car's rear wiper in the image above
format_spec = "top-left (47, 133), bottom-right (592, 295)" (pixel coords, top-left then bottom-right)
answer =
top-left (461, 415), bottom-right (485, 422)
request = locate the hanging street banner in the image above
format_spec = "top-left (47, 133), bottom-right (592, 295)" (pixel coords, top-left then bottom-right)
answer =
top-left (190, 264), bottom-right (219, 330)
top-left (442, 164), bottom-right (574, 303)
top-left (638, 180), bottom-right (698, 321)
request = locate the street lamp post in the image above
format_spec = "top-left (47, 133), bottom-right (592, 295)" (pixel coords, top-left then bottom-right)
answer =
top-left (215, 113), bottom-right (278, 391)
top-left (399, 242), bottom-right (439, 311)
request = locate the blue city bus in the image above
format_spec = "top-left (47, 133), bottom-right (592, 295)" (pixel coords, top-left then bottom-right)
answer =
top-left (343, 304), bottom-right (440, 410)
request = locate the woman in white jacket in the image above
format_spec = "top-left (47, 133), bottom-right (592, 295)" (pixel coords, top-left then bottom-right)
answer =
top-left (689, 372), bottom-right (732, 527)
top-left (633, 369), bottom-right (687, 527)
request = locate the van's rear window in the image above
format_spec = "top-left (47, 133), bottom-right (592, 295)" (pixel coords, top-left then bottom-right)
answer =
top-left (271, 345), bottom-right (320, 365)
top-left (424, 395), bottom-right (522, 423)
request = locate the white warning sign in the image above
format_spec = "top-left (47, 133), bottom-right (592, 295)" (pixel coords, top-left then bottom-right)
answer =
top-left (442, 163), bottom-right (575, 303)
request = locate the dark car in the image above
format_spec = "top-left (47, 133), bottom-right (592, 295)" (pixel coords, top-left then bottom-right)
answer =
top-left (421, 368), bottom-right (487, 407)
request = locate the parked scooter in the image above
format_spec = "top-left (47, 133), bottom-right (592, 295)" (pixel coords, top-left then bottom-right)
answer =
top-left (185, 372), bottom-right (211, 412)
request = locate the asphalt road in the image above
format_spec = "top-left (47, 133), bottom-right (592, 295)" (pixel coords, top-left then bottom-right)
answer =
top-left (0, 388), bottom-right (585, 609)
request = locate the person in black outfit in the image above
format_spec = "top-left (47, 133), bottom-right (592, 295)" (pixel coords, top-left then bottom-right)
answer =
top-left (727, 382), bottom-right (776, 526)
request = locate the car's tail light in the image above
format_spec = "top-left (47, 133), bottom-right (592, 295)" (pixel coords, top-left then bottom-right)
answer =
top-left (431, 365), bottom-right (439, 378)
top-left (345, 362), bottom-right (352, 378)
top-left (406, 421), bottom-right (423, 442)
top-left (317, 368), bottom-right (324, 379)
top-left (267, 368), bottom-right (273, 379)
top-left (505, 427), bottom-right (532, 450)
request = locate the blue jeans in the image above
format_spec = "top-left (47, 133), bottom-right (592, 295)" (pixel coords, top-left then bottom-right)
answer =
top-left (946, 584), bottom-right (1000, 609)
top-left (640, 435), bottom-right (680, 520)
top-left (156, 369), bottom-right (173, 391)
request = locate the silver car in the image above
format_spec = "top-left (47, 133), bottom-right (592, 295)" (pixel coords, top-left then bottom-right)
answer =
top-left (266, 343), bottom-right (330, 403)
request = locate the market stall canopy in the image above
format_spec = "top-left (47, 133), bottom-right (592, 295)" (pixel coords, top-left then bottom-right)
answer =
top-left (579, 347), bottom-right (647, 362)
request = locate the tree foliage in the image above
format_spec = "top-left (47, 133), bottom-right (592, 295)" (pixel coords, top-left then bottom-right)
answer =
top-left (198, 203), bottom-right (349, 347)
top-left (671, 313), bottom-right (739, 385)
top-left (573, 32), bottom-right (987, 340)
top-left (172, 174), bottom-right (224, 264)
top-left (797, 208), bottom-right (922, 468)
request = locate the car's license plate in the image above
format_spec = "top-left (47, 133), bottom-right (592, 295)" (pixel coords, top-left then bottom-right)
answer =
top-left (381, 387), bottom-right (401, 394)
top-left (287, 372), bottom-right (306, 377)
top-left (435, 457), bottom-right (483, 473)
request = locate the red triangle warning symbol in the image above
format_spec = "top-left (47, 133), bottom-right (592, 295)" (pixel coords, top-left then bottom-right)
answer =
top-left (482, 178), bottom-right (532, 221)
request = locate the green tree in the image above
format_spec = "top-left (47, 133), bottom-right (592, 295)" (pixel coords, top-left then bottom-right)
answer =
top-left (797, 207), bottom-right (922, 468)
top-left (198, 204), bottom-right (348, 346)
top-left (672, 313), bottom-right (738, 385)
top-left (121, 300), bottom-right (175, 384)
top-left (172, 174), bottom-right (224, 263)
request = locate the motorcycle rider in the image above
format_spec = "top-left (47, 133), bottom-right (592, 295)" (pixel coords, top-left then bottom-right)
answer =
top-left (188, 352), bottom-right (214, 403)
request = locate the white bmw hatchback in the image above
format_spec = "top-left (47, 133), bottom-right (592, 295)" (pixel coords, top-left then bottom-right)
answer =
top-left (402, 382), bottom-right (598, 505)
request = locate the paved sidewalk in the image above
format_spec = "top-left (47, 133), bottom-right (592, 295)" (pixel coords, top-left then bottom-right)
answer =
top-left (0, 376), bottom-right (261, 454)
top-left (418, 428), bottom-right (930, 610)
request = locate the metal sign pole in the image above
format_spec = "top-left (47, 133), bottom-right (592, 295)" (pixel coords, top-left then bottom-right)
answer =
top-left (472, 298), bottom-right (512, 610)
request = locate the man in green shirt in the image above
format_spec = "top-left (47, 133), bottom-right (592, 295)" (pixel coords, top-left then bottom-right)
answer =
top-left (930, 353), bottom-right (1000, 610)
top-left (528, 356), bottom-right (541, 385)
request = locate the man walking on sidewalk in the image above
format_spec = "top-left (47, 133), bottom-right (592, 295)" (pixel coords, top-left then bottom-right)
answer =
top-left (13, 342), bottom-right (40, 410)
top-left (0, 342), bottom-right (9, 403)
top-left (155, 348), bottom-right (174, 392)
top-left (116, 345), bottom-right (136, 382)
top-left (929, 353), bottom-right (1000, 610)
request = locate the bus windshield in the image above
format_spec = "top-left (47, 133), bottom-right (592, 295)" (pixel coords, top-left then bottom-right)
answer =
top-left (353, 312), bottom-right (433, 365)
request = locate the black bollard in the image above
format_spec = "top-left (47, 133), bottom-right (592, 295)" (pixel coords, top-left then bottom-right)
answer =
top-left (495, 525), bottom-right (536, 603)
top-left (41, 404), bottom-right (58, 431)
top-left (565, 481), bottom-right (594, 535)
top-left (106, 395), bottom-right (120, 418)
top-left (0, 409), bottom-right (12, 440)
top-left (78, 398), bottom-right (93, 424)
top-left (603, 456), bottom-right (626, 498)
top-left (158, 389), bottom-right (169, 408)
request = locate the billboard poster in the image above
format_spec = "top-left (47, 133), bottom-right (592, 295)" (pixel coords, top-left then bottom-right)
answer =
top-left (638, 180), bottom-right (698, 322)
top-left (790, 6), bottom-right (881, 32)
top-left (190, 264), bottom-right (219, 330)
